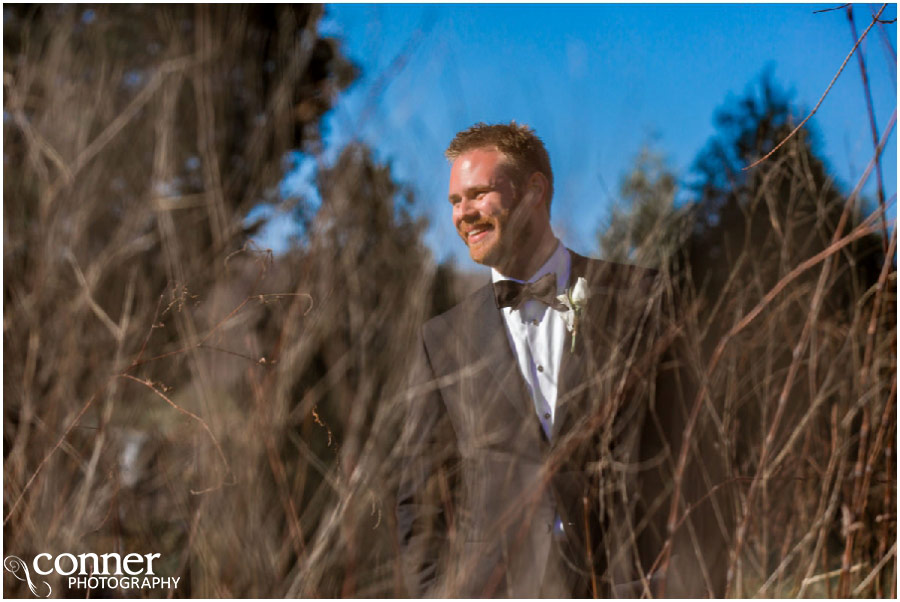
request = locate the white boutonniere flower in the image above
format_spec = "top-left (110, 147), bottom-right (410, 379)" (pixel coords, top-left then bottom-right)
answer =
top-left (557, 276), bottom-right (589, 351)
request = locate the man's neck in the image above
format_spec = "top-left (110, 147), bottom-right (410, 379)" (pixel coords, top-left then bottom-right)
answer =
top-left (495, 233), bottom-right (560, 281)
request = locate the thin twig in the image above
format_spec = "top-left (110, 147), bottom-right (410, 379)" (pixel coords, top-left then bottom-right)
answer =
top-left (130, 294), bottom-right (166, 369)
top-left (846, 5), bottom-right (889, 252)
top-left (854, 542), bottom-right (898, 596)
top-left (69, 56), bottom-right (197, 181)
top-left (119, 374), bottom-right (234, 494)
top-left (803, 562), bottom-right (865, 586)
top-left (813, 4), bottom-right (850, 14)
top-left (65, 250), bottom-right (123, 341)
top-left (4, 395), bottom-right (96, 526)
top-left (125, 293), bottom-right (313, 371)
top-left (744, 4), bottom-right (887, 170)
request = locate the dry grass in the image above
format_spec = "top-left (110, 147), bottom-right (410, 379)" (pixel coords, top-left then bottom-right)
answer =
top-left (3, 4), bottom-right (896, 598)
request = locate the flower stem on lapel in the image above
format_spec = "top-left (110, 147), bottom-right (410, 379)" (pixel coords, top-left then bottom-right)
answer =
top-left (557, 276), bottom-right (588, 353)
top-left (571, 313), bottom-right (578, 352)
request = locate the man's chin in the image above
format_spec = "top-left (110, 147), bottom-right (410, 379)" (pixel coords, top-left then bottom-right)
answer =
top-left (468, 244), bottom-right (500, 269)
top-left (467, 246), bottom-right (486, 265)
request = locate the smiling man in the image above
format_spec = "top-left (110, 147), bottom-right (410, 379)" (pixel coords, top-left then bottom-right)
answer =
top-left (396, 122), bottom-right (730, 598)
top-left (448, 138), bottom-right (556, 279)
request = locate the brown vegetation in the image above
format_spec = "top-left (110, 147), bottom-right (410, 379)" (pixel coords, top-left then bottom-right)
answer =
top-left (4, 4), bottom-right (895, 598)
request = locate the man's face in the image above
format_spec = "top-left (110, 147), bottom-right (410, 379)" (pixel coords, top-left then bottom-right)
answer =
top-left (448, 147), bottom-right (536, 270)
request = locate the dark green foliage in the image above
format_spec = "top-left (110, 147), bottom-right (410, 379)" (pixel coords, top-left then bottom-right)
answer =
top-left (677, 74), bottom-right (894, 595)
top-left (684, 73), bottom-right (888, 330)
top-left (599, 144), bottom-right (688, 268)
top-left (599, 71), bottom-right (893, 595)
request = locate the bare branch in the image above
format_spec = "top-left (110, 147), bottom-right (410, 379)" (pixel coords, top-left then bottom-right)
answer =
top-left (744, 4), bottom-right (887, 170)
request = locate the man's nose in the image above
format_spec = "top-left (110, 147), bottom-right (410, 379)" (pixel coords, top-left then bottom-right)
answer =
top-left (455, 197), bottom-right (479, 222)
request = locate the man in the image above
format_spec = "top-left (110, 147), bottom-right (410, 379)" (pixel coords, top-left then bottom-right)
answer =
top-left (396, 122), bottom-right (729, 597)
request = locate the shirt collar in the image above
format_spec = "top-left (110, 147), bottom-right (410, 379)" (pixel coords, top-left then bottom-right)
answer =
top-left (491, 240), bottom-right (571, 294)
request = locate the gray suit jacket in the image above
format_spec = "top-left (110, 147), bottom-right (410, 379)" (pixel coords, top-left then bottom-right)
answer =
top-left (396, 252), bottom-right (730, 598)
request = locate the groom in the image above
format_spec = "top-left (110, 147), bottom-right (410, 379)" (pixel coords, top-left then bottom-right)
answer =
top-left (396, 122), bottom-right (728, 597)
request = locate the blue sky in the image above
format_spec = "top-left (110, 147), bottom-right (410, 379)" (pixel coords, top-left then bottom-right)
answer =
top-left (261, 3), bottom-right (897, 268)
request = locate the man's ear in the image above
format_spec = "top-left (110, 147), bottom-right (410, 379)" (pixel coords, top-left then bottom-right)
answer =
top-left (525, 172), bottom-right (549, 209)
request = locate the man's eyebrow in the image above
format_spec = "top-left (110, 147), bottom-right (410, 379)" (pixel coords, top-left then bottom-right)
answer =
top-left (465, 185), bottom-right (494, 196)
top-left (449, 185), bottom-right (490, 203)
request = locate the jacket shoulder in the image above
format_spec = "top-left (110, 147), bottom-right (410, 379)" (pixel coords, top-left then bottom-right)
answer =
top-left (572, 252), bottom-right (660, 293)
top-left (422, 281), bottom-right (493, 343)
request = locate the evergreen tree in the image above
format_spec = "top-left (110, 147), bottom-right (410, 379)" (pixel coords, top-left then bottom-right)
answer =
top-left (679, 74), bottom-right (893, 595)
top-left (597, 72), bottom-right (894, 595)
top-left (599, 144), bottom-right (688, 268)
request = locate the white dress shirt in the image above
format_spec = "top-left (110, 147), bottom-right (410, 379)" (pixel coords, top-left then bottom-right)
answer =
top-left (491, 241), bottom-right (571, 439)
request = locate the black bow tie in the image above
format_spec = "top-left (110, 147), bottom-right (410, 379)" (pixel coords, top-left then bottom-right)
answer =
top-left (493, 272), bottom-right (566, 311)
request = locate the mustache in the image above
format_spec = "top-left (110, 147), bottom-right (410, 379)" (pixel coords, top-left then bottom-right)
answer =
top-left (458, 219), bottom-right (494, 234)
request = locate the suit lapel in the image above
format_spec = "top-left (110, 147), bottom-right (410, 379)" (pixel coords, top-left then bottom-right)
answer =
top-left (552, 252), bottom-right (625, 444)
top-left (552, 252), bottom-right (591, 442)
top-left (553, 335), bottom-right (587, 442)
top-left (464, 285), bottom-right (542, 428)
top-left (551, 253), bottom-right (660, 447)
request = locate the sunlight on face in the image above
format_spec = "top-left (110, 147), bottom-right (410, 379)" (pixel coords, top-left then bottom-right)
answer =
top-left (448, 147), bottom-right (534, 270)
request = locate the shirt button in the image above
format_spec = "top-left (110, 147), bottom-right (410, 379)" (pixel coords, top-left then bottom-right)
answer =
top-left (531, 319), bottom-right (539, 326)
top-left (537, 365), bottom-right (544, 372)
top-left (544, 412), bottom-right (551, 420)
